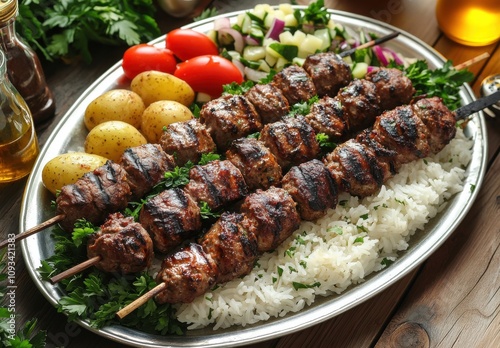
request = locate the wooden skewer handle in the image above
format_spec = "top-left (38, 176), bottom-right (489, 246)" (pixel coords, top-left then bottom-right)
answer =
top-left (453, 52), bottom-right (490, 71)
top-left (116, 282), bottom-right (167, 320)
top-left (338, 31), bottom-right (400, 57)
top-left (0, 214), bottom-right (65, 249)
top-left (50, 256), bottom-right (102, 284)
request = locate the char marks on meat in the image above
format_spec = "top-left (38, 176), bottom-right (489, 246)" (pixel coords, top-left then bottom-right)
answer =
top-left (139, 188), bottom-right (201, 253)
top-left (56, 161), bottom-right (131, 232)
top-left (370, 105), bottom-right (431, 165)
top-left (119, 144), bottom-right (175, 200)
top-left (200, 94), bottom-right (262, 151)
top-left (337, 79), bottom-right (381, 131)
top-left (184, 160), bottom-right (248, 211)
top-left (272, 65), bottom-right (317, 105)
top-left (87, 213), bottom-right (154, 274)
top-left (411, 97), bottom-right (457, 153)
top-left (240, 187), bottom-right (301, 252)
top-left (245, 83), bottom-right (290, 124)
top-left (281, 159), bottom-right (338, 220)
top-left (159, 119), bottom-right (217, 166)
top-left (302, 52), bottom-right (353, 97)
top-left (225, 137), bottom-right (283, 191)
top-left (324, 140), bottom-right (394, 197)
top-left (260, 116), bottom-right (320, 171)
top-left (199, 212), bottom-right (258, 283)
top-left (305, 96), bottom-right (348, 140)
top-left (155, 243), bottom-right (218, 304)
top-left (365, 67), bottom-right (415, 110)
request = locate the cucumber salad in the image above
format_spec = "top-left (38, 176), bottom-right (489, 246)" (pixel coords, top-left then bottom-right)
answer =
top-left (207, 1), bottom-right (413, 82)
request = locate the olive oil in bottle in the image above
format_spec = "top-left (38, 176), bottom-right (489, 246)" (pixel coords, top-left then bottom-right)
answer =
top-left (0, 49), bottom-right (39, 183)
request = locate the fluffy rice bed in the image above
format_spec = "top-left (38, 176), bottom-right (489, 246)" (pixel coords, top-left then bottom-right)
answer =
top-left (176, 128), bottom-right (473, 330)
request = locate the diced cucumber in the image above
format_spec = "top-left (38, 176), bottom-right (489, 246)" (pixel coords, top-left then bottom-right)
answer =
top-left (206, 30), bottom-right (218, 45)
top-left (265, 52), bottom-right (278, 67)
top-left (314, 28), bottom-right (332, 51)
top-left (351, 62), bottom-right (368, 79)
top-left (268, 43), bottom-right (299, 61)
top-left (240, 14), bottom-right (252, 34)
top-left (292, 57), bottom-right (306, 66)
top-left (258, 59), bottom-right (272, 73)
top-left (275, 56), bottom-right (289, 70)
top-left (243, 46), bottom-right (267, 61)
top-left (250, 27), bottom-right (264, 41)
top-left (279, 4), bottom-right (293, 15)
top-left (298, 35), bottom-right (323, 58)
top-left (284, 13), bottom-right (298, 27)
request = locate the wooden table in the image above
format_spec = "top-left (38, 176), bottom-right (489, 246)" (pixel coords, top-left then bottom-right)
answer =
top-left (1, 0), bottom-right (498, 347)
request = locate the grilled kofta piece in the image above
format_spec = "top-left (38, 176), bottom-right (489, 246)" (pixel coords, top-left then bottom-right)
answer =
top-left (199, 94), bottom-right (262, 151)
top-left (184, 160), bottom-right (248, 211)
top-left (271, 65), bottom-right (317, 106)
top-left (87, 213), bottom-right (154, 274)
top-left (365, 67), bottom-right (415, 110)
top-left (56, 161), bottom-right (132, 232)
top-left (225, 137), bottom-right (283, 191)
top-left (159, 119), bottom-right (217, 166)
top-left (260, 116), bottom-right (320, 171)
top-left (337, 79), bottom-right (382, 131)
top-left (411, 97), bottom-right (456, 153)
top-left (369, 105), bottom-right (431, 166)
top-left (119, 144), bottom-right (176, 200)
top-left (302, 52), bottom-right (353, 97)
top-left (305, 95), bottom-right (349, 141)
top-left (281, 159), bottom-right (338, 221)
top-left (155, 243), bottom-right (219, 304)
top-left (324, 139), bottom-right (394, 197)
top-left (240, 187), bottom-right (301, 252)
top-left (245, 83), bottom-right (290, 124)
top-left (199, 212), bottom-right (258, 283)
top-left (139, 188), bottom-right (202, 254)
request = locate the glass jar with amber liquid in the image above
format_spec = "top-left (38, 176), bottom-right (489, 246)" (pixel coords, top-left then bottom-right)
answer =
top-left (0, 0), bottom-right (55, 124)
top-left (436, 0), bottom-right (500, 46)
top-left (0, 49), bottom-right (39, 182)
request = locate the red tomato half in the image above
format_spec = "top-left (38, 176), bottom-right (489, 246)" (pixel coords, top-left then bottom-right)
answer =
top-left (174, 55), bottom-right (244, 99)
top-left (122, 44), bottom-right (177, 79)
top-left (166, 28), bottom-right (219, 61)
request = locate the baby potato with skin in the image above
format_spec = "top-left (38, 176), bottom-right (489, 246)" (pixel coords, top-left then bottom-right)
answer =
top-left (84, 120), bottom-right (147, 162)
top-left (42, 152), bottom-right (108, 195)
top-left (130, 70), bottom-right (195, 107)
top-left (84, 89), bottom-right (145, 131)
top-left (141, 100), bottom-right (194, 143)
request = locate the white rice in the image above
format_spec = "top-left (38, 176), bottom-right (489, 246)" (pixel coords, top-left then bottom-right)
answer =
top-left (176, 128), bottom-right (473, 330)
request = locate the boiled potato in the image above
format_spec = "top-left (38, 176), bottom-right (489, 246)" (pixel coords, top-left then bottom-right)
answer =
top-left (130, 71), bottom-right (195, 107)
top-left (42, 152), bottom-right (108, 195)
top-left (84, 120), bottom-right (147, 162)
top-left (141, 100), bottom-right (193, 143)
top-left (84, 89), bottom-right (145, 131)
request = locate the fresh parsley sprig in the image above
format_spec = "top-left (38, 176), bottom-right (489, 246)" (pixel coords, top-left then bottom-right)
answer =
top-left (17, 0), bottom-right (161, 63)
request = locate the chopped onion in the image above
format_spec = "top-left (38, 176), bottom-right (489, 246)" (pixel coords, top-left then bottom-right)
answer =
top-left (367, 66), bottom-right (378, 74)
top-left (244, 66), bottom-right (268, 82)
top-left (218, 27), bottom-right (245, 53)
top-left (383, 47), bottom-right (405, 65)
top-left (372, 45), bottom-right (389, 66)
top-left (231, 59), bottom-right (245, 79)
top-left (265, 18), bottom-right (285, 41)
top-left (245, 35), bottom-right (260, 46)
top-left (214, 17), bottom-right (231, 30)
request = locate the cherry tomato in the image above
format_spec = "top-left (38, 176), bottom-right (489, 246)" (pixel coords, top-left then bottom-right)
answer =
top-left (122, 44), bottom-right (177, 79)
top-left (174, 55), bottom-right (244, 99)
top-left (166, 28), bottom-right (219, 61)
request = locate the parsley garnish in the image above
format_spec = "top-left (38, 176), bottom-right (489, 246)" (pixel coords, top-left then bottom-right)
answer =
top-left (17, 0), bottom-right (161, 63)
top-left (316, 133), bottom-right (337, 150)
top-left (293, 0), bottom-right (330, 31)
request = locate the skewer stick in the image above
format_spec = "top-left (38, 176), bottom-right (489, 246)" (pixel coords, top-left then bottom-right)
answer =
top-left (116, 282), bottom-right (166, 320)
top-left (453, 52), bottom-right (490, 70)
top-left (0, 214), bottom-right (65, 249)
top-left (49, 256), bottom-right (102, 284)
top-left (338, 31), bottom-right (400, 57)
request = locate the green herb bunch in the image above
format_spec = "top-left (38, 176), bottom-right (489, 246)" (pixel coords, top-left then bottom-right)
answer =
top-left (16, 0), bottom-right (161, 63)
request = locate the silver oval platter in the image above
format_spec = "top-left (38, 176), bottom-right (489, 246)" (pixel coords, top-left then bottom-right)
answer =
top-left (19, 7), bottom-right (487, 348)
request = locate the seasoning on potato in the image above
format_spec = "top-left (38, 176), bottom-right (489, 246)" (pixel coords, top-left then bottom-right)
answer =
top-left (84, 89), bottom-right (145, 131)
top-left (41, 152), bottom-right (108, 195)
top-left (141, 100), bottom-right (194, 143)
top-left (130, 70), bottom-right (195, 107)
top-left (84, 120), bottom-right (147, 162)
